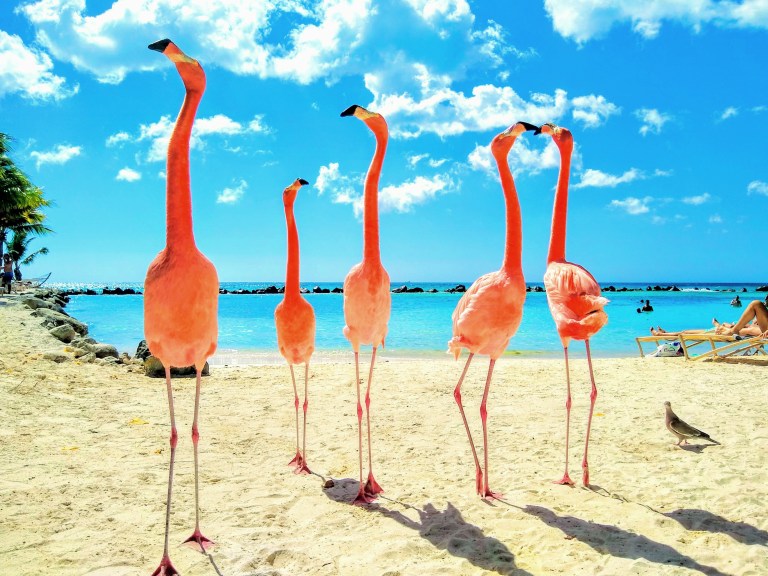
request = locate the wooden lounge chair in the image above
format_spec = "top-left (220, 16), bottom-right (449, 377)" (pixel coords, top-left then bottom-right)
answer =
top-left (677, 333), bottom-right (767, 361)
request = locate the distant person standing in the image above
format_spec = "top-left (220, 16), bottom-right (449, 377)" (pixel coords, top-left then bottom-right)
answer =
top-left (2, 254), bottom-right (13, 294)
top-left (731, 295), bottom-right (742, 307)
top-left (642, 299), bottom-right (654, 312)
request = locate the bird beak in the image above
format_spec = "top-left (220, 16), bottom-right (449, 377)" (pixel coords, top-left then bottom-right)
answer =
top-left (298, 178), bottom-right (309, 186)
top-left (148, 39), bottom-right (171, 53)
top-left (520, 122), bottom-right (538, 132)
top-left (340, 105), bottom-right (360, 118)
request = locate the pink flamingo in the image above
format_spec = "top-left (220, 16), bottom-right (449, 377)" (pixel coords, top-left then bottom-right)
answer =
top-left (538, 122), bottom-right (608, 487)
top-left (144, 39), bottom-right (218, 575)
top-left (448, 121), bottom-right (536, 499)
top-left (340, 104), bottom-right (391, 505)
top-left (274, 178), bottom-right (315, 475)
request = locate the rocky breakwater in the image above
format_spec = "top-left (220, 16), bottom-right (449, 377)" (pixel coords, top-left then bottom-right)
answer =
top-left (21, 289), bottom-right (138, 368)
top-left (20, 289), bottom-right (206, 378)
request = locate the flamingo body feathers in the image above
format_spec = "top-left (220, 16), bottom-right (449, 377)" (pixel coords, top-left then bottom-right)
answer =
top-left (449, 270), bottom-right (525, 360)
top-left (544, 260), bottom-right (608, 347)
top-left (275, 295), bottom-right (316, 365)
top-left (343, 260), bottom-right (391, 352)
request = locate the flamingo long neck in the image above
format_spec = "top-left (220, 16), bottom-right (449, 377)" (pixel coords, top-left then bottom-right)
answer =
top-left (548, 145), bottom-right (571, 264)
top-left (363, 129), bottom-right (387, 264)
top-left (165, 87), bottom-right (201, 250)
top-left (284, 202), bottom-right (301, 298)
top-left (495, 151), bottom-right (523, 273)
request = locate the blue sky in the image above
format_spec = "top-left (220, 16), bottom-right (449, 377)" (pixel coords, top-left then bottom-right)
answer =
top-left (1, 0), bottom-right (767, 284)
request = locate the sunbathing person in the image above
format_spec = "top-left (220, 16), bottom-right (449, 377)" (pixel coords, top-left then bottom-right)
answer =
top-left (650, 300), bottom-right (768, 338)
top-left (715, 300), bottom-right (768, 338)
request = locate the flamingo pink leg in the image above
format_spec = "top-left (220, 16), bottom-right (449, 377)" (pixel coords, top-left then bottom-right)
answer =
top-left (287, 364), bottom-right (304, 470)
top-left (363, 347), bottom-right (383, 498)
top-left (352, 351), bottom-right (373, 505)
top-left (452, 353), bottom-right (483, 495)
top-left (582, 340), bottom-right (599, 486)
top-left (555, 347), bottom-right (575, 486)
top-left (480, 359), bottom-right (502, 499)
top-left (182, 369), bottom-right (214, 552)
top-left (152, 368), bottom-right (180, 576)
top-left (294, 363), bottom-right (311, 475)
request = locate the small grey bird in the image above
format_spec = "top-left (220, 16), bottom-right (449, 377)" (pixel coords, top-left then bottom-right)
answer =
top-left (664, 401), bottom-right (719, 446)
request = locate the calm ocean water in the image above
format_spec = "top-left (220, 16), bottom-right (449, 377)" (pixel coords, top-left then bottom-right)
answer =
top-left (53, 281), bottom-right (765, 360)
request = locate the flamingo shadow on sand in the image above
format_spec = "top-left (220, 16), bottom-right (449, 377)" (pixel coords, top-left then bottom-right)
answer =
top-left (521, 505), bottom-right (729, 576)
top-left (321, 482), bottom-right (531, 576)
top-left (663, 509), bottom-right (768, 546)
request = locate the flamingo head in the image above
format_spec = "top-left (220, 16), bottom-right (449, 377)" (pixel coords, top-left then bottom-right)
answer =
top-left (283, 178), bottom-right (309, 207)
top-left (491, 121), bottom-right (538, 156)
top-left (340, 104), bottom-right (388, 136)
top-left (537, 123), bottom-right (572, 153)
top-left (149, 39), bottom-right (206, 94)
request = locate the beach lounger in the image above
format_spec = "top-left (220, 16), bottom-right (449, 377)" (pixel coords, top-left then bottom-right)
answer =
top-left (677, 333), bottom-right (768, 361)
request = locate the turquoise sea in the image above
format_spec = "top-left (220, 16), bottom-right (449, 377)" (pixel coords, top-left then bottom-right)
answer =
top-left (51, 281), bottom-right (766, 360)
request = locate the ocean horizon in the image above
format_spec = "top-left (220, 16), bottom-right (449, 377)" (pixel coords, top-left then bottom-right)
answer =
top-left (51, 281), bottom-right (767, 362)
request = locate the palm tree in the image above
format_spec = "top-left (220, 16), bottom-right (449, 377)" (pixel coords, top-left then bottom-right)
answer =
top-left (7, 228), bottom-right (49, 281)
top-left (0, 133), bottom-right (52, 256)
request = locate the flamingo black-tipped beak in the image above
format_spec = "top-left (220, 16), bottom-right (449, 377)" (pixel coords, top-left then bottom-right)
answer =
top-left (520, 122), bottom-right (538, 132)
top-left (298, 178), bottom-right (309, 186)
top-left (340, 105), bottom-right (359, 117)
top-left (148, 39), bottom-right (172, 53)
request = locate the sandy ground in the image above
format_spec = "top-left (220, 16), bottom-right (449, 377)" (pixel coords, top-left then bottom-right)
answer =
top-left (1, 293), bottom-right (767, 576)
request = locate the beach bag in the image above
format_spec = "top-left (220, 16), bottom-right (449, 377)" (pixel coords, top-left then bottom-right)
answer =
top-left (650, 341), bottom-right (683, 357)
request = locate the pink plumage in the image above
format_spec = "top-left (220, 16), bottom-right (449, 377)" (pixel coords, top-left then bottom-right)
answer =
top-left (539, 122), bottom-right (608, 487)
top-left (448, 121), bottom-right (536, 499)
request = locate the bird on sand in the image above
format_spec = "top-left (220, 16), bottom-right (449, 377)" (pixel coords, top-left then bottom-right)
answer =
top-left (274, 178), bottom-right (315, 475)
top-left (538, 122), bottom-right (609, 487)
top-left (144, 39), bottom-right (219, 576)
top-left (664, 401), bottom-right (719, 446)
top-left (340, 104), bottom-right (392, 505)
top-left (448, 121), bottom-right (537, 499)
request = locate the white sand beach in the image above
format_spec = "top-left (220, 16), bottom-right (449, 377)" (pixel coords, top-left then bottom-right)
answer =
top-left (1, 294), bottom-right (767, 575)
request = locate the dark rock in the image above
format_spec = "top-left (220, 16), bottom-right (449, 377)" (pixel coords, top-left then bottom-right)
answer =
top-left (135, 340), bottom-right (151, 361)
top-left (43, 351), bottom-right (69, 363)
top-left (264, 285), bottom-right (279, 294)
top-left (533, 286), bottom-right (545, 292)
top-left (312, 286), bottom-right (330, 293)
top-left (22, 297), bottom-right (64, 313)
top-left (31, 308), bottom-right (88, 335)
top-left (93, 343), bottom-right (119, 359)
top-left (300, 288), bottom-right (310, 294)
top-left (49, 324), bottom-right (77, 343)
top-left (407, 287), bottom-right (424, 293)
top-left (143, 355), bottom-right (210, 378)
top-left (757, 285), bottom-right (768, 292)
top-left (428, 288), bottom-right (438, 293)
top-left (447, 284), bottom-right (466, 293)
top-left (331, 287), bottom-right (343, 294)
top-left (393, 285), bottom-right (408, 293)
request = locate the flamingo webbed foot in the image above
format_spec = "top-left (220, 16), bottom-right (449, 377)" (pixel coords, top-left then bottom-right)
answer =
top-left (294, 461), bottom-right (311, 475)
top-left (352, 486), bottom-right (376, 506)
top-left (288, 451), bottom-right (303, 467)
top-left (364, 472), bottom-right (383, 497)
top-left (182, 529), bottom-right (215, 553)
top-left (481, 488), bottom-right (503, 500)
top-left (151, 555), bottom-right (179, 576)
top-left (554, 473), bottom-right (575, 486)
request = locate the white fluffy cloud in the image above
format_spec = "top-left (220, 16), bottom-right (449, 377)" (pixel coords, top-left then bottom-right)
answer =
top-left (0, 30), bottom-right (77, 100)
top-left (116, 167), bottom-right (141, 182)
top-left (720, 106), bottom-right (739, 121)
top-left (314, 162), bottom-right (452, 215)
top-left (609, 196), bottom-right (652, 215)
top-left (543, 0), bottom-right (768, 43)
top-left (29, 144), bottom-right (82, 169)
top-left (468, 137), bottom-right (563, 177)
top-left (682, 192), bottom-right (711, 205)
top-left (107, 113), bottom-right (271, 162)
top-left (747, 180), bottom-right (768, 196)
top-left (216, 179), bottom-right (248, 204)
top-left (367, 69), bottom-right (618, 139)
top-left (635, 108), bottom-right (671, 135)
top-left (574, 168), bottom-right (641, 188)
